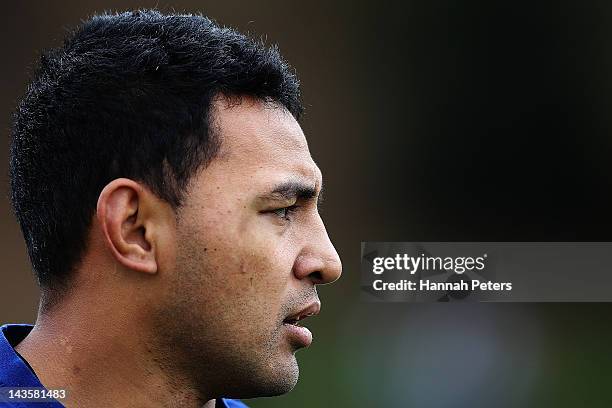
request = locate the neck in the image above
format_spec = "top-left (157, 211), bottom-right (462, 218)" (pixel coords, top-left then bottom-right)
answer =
top-left (15, 297), bottom-right (216, 408)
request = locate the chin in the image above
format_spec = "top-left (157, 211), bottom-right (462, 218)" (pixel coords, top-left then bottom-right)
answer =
top-left (232, 355), bottom-right (300, 399)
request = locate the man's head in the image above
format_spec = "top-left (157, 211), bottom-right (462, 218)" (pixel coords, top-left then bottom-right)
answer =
top-left (10, 10), bottom-right (341, 399)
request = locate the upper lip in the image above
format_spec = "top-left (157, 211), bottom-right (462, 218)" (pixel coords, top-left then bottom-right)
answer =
top-left (283, 301), bottom-right (321, 324)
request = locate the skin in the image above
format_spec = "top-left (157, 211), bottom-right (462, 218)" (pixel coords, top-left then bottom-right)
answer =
top-left (15, 96), bottom-right (342, 407)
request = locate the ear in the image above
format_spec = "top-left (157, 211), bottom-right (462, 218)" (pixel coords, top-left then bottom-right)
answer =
top-left (96, 178), bottom-right (174, 275)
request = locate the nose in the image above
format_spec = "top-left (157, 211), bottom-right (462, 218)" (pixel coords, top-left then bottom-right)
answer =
top-left (292, 217), bottom-right (342, 285)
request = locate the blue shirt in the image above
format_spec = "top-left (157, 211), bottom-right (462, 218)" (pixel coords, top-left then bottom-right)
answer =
top-left (0, 324), bottom-right (247, 407)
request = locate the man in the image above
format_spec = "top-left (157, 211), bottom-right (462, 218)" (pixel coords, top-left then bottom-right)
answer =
top-left (2, 10), bottom-right (342, 408)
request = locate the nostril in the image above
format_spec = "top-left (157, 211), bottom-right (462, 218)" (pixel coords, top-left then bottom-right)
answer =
top-left (309, 271), bottom-right (323, 283)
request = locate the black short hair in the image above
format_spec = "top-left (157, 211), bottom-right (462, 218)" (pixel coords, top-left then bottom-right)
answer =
top-left (10, 10), bottom-right (303, 296)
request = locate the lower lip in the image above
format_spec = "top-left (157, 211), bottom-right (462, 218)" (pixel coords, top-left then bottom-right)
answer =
top-left (283, 323), bottom-right (313, 347)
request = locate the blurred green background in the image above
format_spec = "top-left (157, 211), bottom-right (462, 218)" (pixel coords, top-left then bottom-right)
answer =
top-left (2, 1), bottom-right (612, 407)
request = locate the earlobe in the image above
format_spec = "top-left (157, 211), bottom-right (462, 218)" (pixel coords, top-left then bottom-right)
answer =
top-left (96, 178), bottom-right (158, 274)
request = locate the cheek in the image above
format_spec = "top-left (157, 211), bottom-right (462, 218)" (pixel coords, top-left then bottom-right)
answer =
top-left (178, 215), bottom-right (295, 317)
top-left (210, 212), bottom-right (296, 292)
top-left (220, 237), bottom-right (294, 307)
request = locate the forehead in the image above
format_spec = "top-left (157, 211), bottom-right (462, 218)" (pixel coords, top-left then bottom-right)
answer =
top-left (210, 97), bottom-right (321, 184)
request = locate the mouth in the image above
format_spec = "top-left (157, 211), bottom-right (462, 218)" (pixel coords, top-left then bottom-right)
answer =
top-left (282, 301), bottom-right (321, 348)
top-left (283, 302), bottom-right (321, 326)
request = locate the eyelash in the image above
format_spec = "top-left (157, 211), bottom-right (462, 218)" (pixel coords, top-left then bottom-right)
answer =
top-left (271, 205), bottom-right (299, 221)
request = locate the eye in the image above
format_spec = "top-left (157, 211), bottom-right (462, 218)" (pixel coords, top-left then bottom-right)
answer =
top-left (271, 204), bottom-right (299, 221)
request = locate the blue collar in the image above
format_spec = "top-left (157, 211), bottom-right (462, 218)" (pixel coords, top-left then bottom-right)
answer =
top-left (0, 323), bottom-right (62, 407)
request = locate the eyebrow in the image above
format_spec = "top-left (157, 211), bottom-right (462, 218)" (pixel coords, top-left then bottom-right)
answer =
top-left (261, 180), bottom-right (324, 205)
